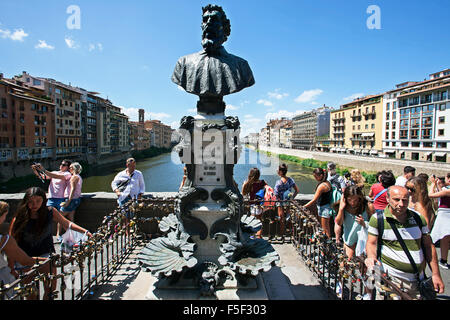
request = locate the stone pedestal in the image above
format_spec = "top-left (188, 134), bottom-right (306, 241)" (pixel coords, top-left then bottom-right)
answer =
top-left (145, 273), bottom-right (268, 300)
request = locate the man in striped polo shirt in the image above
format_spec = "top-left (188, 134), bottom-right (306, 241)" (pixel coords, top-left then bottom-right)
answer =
top-left (365, 186), bottom-right (444, 299)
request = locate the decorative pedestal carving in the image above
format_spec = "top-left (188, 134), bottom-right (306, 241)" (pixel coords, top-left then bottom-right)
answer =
top-left (138, 4), bottom-right (279, 299)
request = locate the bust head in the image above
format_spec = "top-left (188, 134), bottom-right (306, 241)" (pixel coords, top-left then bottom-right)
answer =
top-left (201, 4), bottom-right (231, 52)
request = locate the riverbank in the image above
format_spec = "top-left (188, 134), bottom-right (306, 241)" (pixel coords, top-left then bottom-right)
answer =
top-left (251, 144), bottom-right (450, 177)
top-left (0, 146), bottom-right (172, 193)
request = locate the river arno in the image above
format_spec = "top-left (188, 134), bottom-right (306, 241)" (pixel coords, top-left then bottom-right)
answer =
top-left (82, 147), bottom-right (319, 194)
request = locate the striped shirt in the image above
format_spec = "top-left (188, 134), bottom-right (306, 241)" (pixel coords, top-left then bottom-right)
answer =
top-left (368, 207), bottom-right (429, 282)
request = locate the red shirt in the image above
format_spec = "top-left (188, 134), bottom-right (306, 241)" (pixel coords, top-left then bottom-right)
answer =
top-left (371, 183), bottom-right (388, 210)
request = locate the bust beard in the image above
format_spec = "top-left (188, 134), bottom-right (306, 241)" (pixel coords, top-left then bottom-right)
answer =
top-left (201, 33), bottom-right (225, 53)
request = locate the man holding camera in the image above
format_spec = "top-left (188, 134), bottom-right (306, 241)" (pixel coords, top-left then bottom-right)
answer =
top-left (111, 158), bottom-right (145, 207)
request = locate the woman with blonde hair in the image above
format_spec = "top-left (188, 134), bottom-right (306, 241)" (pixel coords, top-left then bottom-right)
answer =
top-left (406, 176), bottom-right (435, 229)
top-left (350, 169), bottom-right (365, 189)
top-left (59, 162), bottom-right (83, 240)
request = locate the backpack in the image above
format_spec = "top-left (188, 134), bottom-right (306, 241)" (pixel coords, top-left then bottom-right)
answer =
top-left (263, 185), bottom-right (277, 209)
top-left (329, 184), bottom-right (342, 216)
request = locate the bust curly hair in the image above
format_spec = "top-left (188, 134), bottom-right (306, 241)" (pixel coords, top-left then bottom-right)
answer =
top-left (201, 4), bottom-right (231, 45)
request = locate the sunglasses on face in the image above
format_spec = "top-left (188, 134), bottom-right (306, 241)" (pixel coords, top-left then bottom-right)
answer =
top-left (61, 163), bottom-right (69, 167)
top-left (406, 186), bottom-right (415, 193)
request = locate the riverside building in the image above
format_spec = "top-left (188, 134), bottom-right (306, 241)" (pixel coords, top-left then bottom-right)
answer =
top-left (0, 74), bottom-right (56, 180)
top-left (382, 69), bottom-right (450, 163)
top-left (144, 120), bottom-right (173, 149)
top-left (330, 94), bottom-right (383, 156)
top-left (291, 106), bottom-right (331, 150)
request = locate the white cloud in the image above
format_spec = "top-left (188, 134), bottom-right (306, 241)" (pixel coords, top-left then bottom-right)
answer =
top-left (343, 92), bottom-right (365, 101)
top-left (257, 99), bottom-right (273, 107)
top-left (187, 108), bottom-right (196, 113)
top-left (265, 110), bottom-right (305, 121)
top-left (148, 112), bottom-right (171, 119)
top-left (88, 42), bottom-right (103, 52)
top-left (240, 117), bottom-right (264, 138)
top-left (35, 40), bottom-right (54, 50)
top-left (0, 27), bottom-right (29, 42)
top-left (65, 36), bottom-right (79, 49)
top-left (294, 89), bottom-right (323, 103)
top-left (120, 107), bottom-right (140, 121)
top-left (268, 89), bottom-right (289, 100)
top-left (226, 104), bottom-right (239, 110)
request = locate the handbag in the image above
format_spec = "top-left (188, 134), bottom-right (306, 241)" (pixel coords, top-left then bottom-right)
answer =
top-left (387, 216), bottom-right (436, 300)
top-left (61, 223), bottom-right (88, 254)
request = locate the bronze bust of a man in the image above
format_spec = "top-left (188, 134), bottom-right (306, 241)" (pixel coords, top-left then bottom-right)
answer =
top-left (172, 4), bottom-right (255, 113)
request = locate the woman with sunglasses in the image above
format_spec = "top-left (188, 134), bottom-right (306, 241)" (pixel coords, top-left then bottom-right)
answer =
top-left (31, 160), bottom-right (72, 212)
top-left (405, 177), bottom-right (435, 230)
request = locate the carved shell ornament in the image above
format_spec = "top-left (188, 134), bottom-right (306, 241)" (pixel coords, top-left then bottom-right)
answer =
top-left (138, 230), bottom-right (197, 278)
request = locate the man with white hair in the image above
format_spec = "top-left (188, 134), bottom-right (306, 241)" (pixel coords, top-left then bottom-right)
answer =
top-left (365, 185), bottom-right (444, 299)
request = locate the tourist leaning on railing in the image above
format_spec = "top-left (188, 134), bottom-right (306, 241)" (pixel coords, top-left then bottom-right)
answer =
top-left (8, 187), bottom-right (92, 298)
top-left (304, 168), bottom-right (333, 238)
top-left (428, 173), bottom-right (450, 270)
top-left (0, 201), bottom-right (51, 300)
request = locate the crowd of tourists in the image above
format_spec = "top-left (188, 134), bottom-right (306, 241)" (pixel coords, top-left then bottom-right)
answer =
top-left (242, 162), bottom-right (449, 300)
top-left (0, 155), bottom-right (449, 300)
top-left (0, 157), bottom-right (144, 299)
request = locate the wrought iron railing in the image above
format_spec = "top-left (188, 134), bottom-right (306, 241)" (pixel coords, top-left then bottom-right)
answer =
top-left (1, 197), bottom-right (413, 300)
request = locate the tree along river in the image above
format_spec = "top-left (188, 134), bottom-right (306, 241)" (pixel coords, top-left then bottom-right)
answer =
top-left (82, 147), bottom-right (321, 194)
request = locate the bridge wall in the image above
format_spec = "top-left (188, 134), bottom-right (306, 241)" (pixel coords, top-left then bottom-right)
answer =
top-left (0, 192), bottom-right (314, 234)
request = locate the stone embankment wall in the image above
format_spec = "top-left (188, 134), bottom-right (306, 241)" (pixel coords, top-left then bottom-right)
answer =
top-left (256, 145), bottom-right (450, 177)
top-left (0, 192), bottom-right (314, 235)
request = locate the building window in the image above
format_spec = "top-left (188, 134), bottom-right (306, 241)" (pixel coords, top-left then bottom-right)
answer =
top-left (411, 129), bottom-right (419, 139)
top-left (423, 142), bottom-right (432, 148)
top-left (386, 122), bottom-right (389, 130)
top-left (400, 130), bottom-right (408, 139)
top-left (438, 129), bottom-right (444, 136)
top-left (437, 142), bottom-right (447, 148)
top-left (439, 104), bottom-right (446, 111)
top-left (439, 116), bottom-right (445, 124)
top-left (386, 113), bottom-right (390, 120)
top-left (422, 129), bottom-right (432, 139)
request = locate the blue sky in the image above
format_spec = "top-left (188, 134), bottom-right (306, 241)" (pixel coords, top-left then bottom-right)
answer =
top-left (1, 0), bottom-right (449, 137)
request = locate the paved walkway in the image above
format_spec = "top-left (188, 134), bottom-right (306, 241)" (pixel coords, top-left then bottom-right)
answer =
top-left (87, 243), bottom-right (328, 300)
